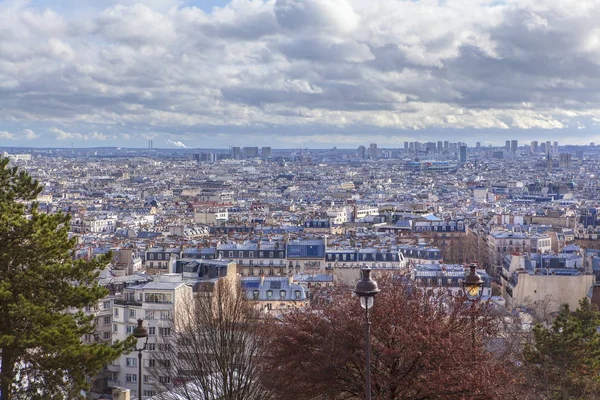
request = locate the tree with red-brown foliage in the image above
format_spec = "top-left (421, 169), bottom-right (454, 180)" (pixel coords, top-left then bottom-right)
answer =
top-left (262, 277), bottom-right (518, 400)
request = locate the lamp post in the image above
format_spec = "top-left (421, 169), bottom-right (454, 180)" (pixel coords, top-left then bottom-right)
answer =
top-left (354, 267), bottom-right (380, 400)
top-left (462, 263), bottom-right (484, 362)
top-left (133, 318), bottom-right (149, 400)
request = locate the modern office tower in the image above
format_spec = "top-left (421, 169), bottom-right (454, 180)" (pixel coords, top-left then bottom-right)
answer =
top-left (540, 142), bottom-right (547, 153)
top-left (368, 143), bottom-right (378, 159)
top-left (559, 153), bottom-right (572, 168)
top-left (545, 141), bottom-right (551, 153)
top-left (459, 145), bottom-right (467, 163)
top-left (261, 147), bottom-right (272, 159)
top-left (409, 142), bottom-right (415, 153)
top-left (404, 142), bottom-right (409, 151)
top-left (231, 146), bottom-right (241, 160)
top-left (505, 140), bottom-right (510, 151)
top-left (243, 147), bottom-right (259, 158)
top-left (444, 140), bottom-right (449, 150)
top-left (530, 141), bottom-right (538, 153)
top-left (358, 145), bottom-right (366, 159)
top-left (591, 142), bottom-right (596, 147)
top-left (510, 140), bottom-right (518, 154)
top-left (476, 142), bottom-right (481, 151)
top-left (553, 141), bottom-right (558, 155)
top-left (437, 141), bottom-right (443, 152)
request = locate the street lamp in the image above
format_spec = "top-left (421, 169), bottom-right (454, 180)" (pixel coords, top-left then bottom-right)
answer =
top-left (462, 263), bottom-right (484, 362)
top-left (354, 267), bottom-right (380, 400)
top-left (133, 318), bottom-right (149, 400)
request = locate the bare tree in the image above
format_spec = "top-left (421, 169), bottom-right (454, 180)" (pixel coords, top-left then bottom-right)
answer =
top-left (149, 278), bottom-right (272, 400)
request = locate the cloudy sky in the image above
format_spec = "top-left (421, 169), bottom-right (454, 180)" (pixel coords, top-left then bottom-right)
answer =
top-left (1, 0), bottom-right (600, 148)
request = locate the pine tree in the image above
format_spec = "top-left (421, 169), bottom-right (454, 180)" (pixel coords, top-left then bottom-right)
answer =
top-left (0, 158), bottom-right (132, 400)
top-left (523, 298), bottom-right (600, 399)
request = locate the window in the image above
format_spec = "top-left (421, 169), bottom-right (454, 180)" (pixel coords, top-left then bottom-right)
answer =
top-left (159, 359), bottom-right (171, 368)
top-left (104, 316), bottom-right (111, 325)
top-left (295, 290), bottom-right (301, 300)
top-left (145, 293), bottom-right (172, 303)
top-left (279, 252), bottom-right (284, 258)
top-left (148, 359), bottom-right (156, 367)
top-left (159, 327), bottom-right (171, 336)
top-left (157, 253), bottom-right (162, 260)
top-left (280, 290), bottom-right (286, 299)
top-left (229, 251), bottom-right (233, 258)
top-left (160, 311), bottom-right (171, 320)
top-left (219, 251), bottom-right (223, 258)
top-left (249, 251), bottom-right (254, 258)
top-left (239, 251), bottom-right (243, 258)
top-left (149, 253), bottom-right (154, 260)
top-left (113, 324), bottom-right (118, 332)
top-left (147, 343), bottom-right (156, 351)
top-left (145, 310), bottom-right (155, 319)
top-left (114, 308), bottom-right (119, 317)
top-left (104, 331), bottom-right (111, 340)
top-left (158, 343), bottom-right (171, 351)
top-left (126, 358), bottom-right (137, 367)
top-left (159, 376), bottom-right (171, 384)
top-left (103, 301), bottom-right (111, 309)
top-left (148, 327), bottom-right (156, 335)
top-left (126, 374), bottom-right (137, 383)
top-left (269, 251), bottom-right (274, 258)
top-left (266, 290), bottom-right (272, 300)
top-left (252, 290), bottom-right (259, 300)
top-left (126, 325), bottom-right (135, 335)
top-left (129, 309), bottom-right (136, 318)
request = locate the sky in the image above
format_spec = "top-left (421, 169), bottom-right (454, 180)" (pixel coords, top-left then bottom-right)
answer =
top-left (2, 0), bottom-right (600, 149)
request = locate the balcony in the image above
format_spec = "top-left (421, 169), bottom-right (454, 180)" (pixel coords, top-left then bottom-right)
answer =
top-left (107, 379), bottom-right (121, 388)
top-left (114, 298), bottom-right (142, 307)
top-left (107, 363), bottom-right (120, 373)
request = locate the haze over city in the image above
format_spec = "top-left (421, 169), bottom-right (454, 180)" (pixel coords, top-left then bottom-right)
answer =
top-left (1, 0), bottom-right (600, 148)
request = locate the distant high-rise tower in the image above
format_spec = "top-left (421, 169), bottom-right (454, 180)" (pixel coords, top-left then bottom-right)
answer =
top-left (443, 141), bottom-right (449, 150)
top-left (403, 142), bottom-right (409, 151)
top-left (545, 141), bottom-right (551, 153)
top-left (547, 150), bottom-right (553, 173)
top-left (459, 145), bottom-right (467, 163)
top-left (358, 145), bottom-right (366, 159)
top-left (476, 142), bottom-right (481, 151)
top-left (231, 146), bottom-right (241, 160)
top-left (437, 141), bottom-right (443, 152)
top-left (368, 143), bottom-right (378, 159)
top-left (553, 141), bottom-right (558, 155)
top-left (540, 142), bottom-right (546, 153)
top-left (510, 140), bottom-right (518, 155)
top-left (261, 147), bottom-right (271, 159)
top-left (530, 141), bottom-right (538, 153)
top-left (591, 142), bottom-right (595, 147)
top-left (505, 140), bottom-right (510, 152)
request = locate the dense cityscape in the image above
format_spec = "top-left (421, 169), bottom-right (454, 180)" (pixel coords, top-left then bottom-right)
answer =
top-left (2, 139), bottom-right (600, 398)
top-left (4, 0), bottom-right (600, 398)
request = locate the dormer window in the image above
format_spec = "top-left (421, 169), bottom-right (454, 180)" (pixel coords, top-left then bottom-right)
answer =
top-left (249, 251), bottom-right (254, 258)
top-left (295, 290), bottom-right (301, 300)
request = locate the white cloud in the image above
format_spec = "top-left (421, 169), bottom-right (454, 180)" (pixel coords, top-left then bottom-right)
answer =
top-left (0, 131), bottom-right (15, 140)
top-left (1, 0), bottom-right (600, 146)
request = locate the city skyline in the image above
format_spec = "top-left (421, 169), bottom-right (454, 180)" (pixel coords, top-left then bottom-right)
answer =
top-left (2, 0), bottom-right (600, 148)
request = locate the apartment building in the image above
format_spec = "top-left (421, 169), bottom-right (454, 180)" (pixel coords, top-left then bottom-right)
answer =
top-left (109, 274), bottom-right (193, 399)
